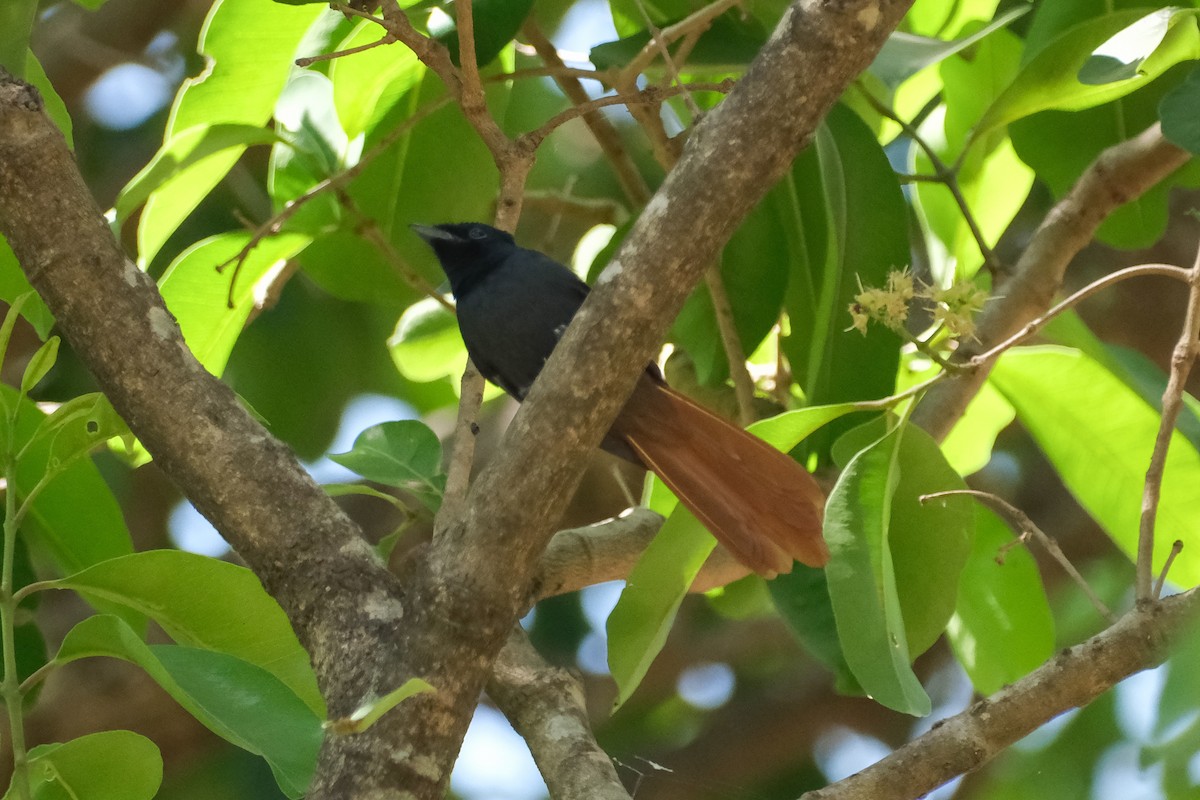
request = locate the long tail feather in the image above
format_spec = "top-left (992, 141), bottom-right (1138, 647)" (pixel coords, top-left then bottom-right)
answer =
top-left (611, 378), bottom-right (828, 577)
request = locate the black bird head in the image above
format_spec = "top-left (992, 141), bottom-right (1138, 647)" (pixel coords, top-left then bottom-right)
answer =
top-left (410, 222), bottom-right (517, 298)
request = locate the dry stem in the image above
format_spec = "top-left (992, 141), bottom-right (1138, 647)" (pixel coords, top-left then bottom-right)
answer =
top-left (1136, 245), bottom-right (1200, 599)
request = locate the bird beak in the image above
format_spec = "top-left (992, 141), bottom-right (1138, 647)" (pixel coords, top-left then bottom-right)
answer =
top-left (410, 223), bottom-right (458, 243)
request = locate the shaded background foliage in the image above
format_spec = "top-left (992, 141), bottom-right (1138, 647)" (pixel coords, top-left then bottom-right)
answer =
top-left (1, 0), bottom-right (1200, 798)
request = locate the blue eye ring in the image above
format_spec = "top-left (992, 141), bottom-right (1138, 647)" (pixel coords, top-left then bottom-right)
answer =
top-left (468, 227), bottom-right (488, 240)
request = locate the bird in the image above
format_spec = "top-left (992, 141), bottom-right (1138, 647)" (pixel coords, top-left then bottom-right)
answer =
top-left (411, 222), bottom-right (828, 577)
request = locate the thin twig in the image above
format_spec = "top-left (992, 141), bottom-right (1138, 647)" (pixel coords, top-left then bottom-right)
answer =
top-left (634, 0), bottom-right (703, 120)
top-left (522, 20), bottom-right (651, 207)
top-left (438, 363), bottom-right (486, 533)
top-left (215, 97), bottom-right (452, 302)
top-left (296, 34), bottom-right (396, 67)
top-left (704, 266), bottom-right (756, 426)
top-left (856, 83), bottom-right (1001, 276)
top-left (1136, 246), bottom-right (1200, 600)
top-left (488, 64), bottom-right (614, 86)
top-left (609, 0), bottom-right (734, 169)
top-left (621, 0), bottom-right (740, 79)
top-left (520, 82), bottom-right (734, 149)
top-left (855, 369), bottom-right (946, 411)
top-left (454, 0), bottom-right (498, 149)
top-left (922, 489), bottom-right (1116, 622)
top-left (1154, 540), bottom-right (1184, 599)
top-left (340, 194), bottom-right (455, 312)
top-left (371, 0), bottom-right (462, 89)
top-left (968, 263), bottom-right (1191, 368)
top-left (538, 175), bottom-right (577, 248)
top-left (521, 192), bottom-right (628, 226)
top-left (330, 3), bottom-right (385, 24)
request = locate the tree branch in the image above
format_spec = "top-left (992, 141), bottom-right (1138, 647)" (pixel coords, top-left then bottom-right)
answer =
top-left (803, 588), bottom-right (1200, 800)
top-left (0, 69), bottom-right (413, 793)
top-left (386, 2), bottom-right (913, 796)
top-left (0, 0), bottom-right (913, 794)
top-left (532, 507), bottom-right (751, 599)
top-left (488, 629), bottom-right (631, 800)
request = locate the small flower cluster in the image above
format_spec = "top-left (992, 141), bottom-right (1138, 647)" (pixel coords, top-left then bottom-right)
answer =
top-left (848, 270), bottom-right (914, 334)
top-left (929, 280), bottom-right (989, 338)
top-left (848, 269), bottom-right (988, 340)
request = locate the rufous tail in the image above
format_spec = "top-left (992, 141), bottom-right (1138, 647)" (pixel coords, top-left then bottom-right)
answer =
top-left (611, 377), bottom-right (828, 577)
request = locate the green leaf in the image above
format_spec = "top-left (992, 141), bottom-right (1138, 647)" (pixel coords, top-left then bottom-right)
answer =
top-left (20, 336), bottom-right (58, 394)
top-left (116, 123), bottom-right (281, 227)
top-left (4, 535), bottom-right (47, 701)
top-left (152, 647), bottom-right (319, 796)
top-left (53, 616), bottom-right (320, 798)
top-left (607, 508), bottom-right (716, 709)
top-left (330, 420), bottom-right (445, 509)
top-left (748, 402), bottom-right (862, 451)
top-left (999, 6), bottom-right (1200, 247)
top-left (947, 507), bottom-right (1054, 695)
top-left (270, 71), bottom-right (350, 208)
top-left (872, 419), bottom-right (976, 652)
top-left (825, 419), bottom-right (973, 714)
top-left (0, 291), bottom-right (32, 374)
top-left (990, 347), bottom-right (1200, 588)
top-left (1160, 63), bottom-right (1200, 154)
top-left (372, 76), bottom-right (504, 230)
top-left (1009, 69), bottom-right (1200, 249)
top-left (0, 243), bottom-right (54, 339)
top-left (973, 9), bottom-right (1200, 144)
top-left (300, 78), bottom-right (498, 306)
top-left (893, 354), bottom-right (1018, 476)
top-left (328, 678), bottom-right (435, 734)
top-left (770, 565), bottom-right (859, 692)
top-left (21, 731), bottom-right (161, 800)
top-left (870, 5), bottom-right (1029, 88)
top-left (29, 393), bottom-right (126, 469)
top-left (25, 52), bottom-right (72, 148)
top-left (388, 298), bottom-right (467, 383)
top-left (608, 0), bottom-right (690, 36)
top-left (324, 482), bottom-right (409, 509)
top-left (672, 193), bottom-right (790, 386)
top-left (1042, 310), bottom-right (1200, 452)
top-left (0, 0), bottom-right (36, 76)
top-left (0, 386), bottom-right (134, 582)
top-left (1078, 8), bottom-right (1177, 85)
top-left (136, 0), bottom-right (326, 264)
top-left (781, 104), bottom-right (907, 458)
top-left (330, 21), bottom-right (423, 139)
top-left (824, 423), bottom-right (928, 715)
top-left (47, 550), bottom-right (323, 716)
top-left (159, 231), bottom-right (311, 376)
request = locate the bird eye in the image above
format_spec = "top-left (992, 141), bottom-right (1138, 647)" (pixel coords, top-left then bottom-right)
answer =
top-left (468, 227), bottom-right (487, 240)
